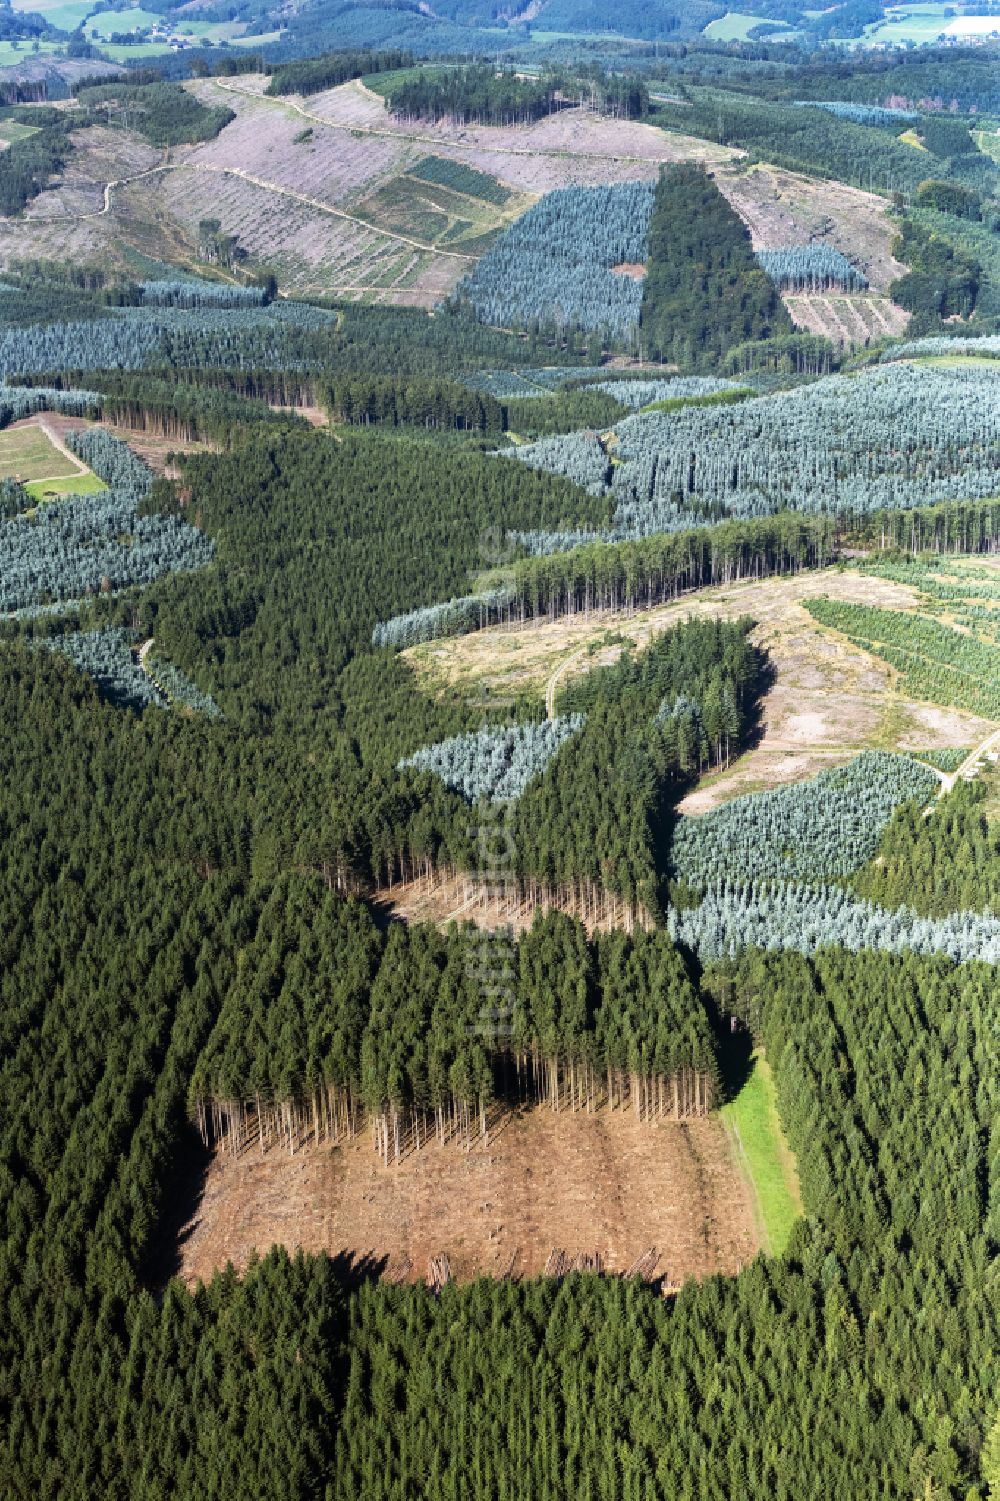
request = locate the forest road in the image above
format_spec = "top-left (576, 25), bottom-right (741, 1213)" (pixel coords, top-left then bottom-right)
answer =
top-left (940, 726), bottom-right (1000, 794)
top-left (544, 644), bottom-right (591, 720)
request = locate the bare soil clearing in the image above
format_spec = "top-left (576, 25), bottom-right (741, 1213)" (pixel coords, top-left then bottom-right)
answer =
top-left (713, 162), bottom-right (909, 292)
top-left (177, 1106), bottom-right (758, 1289)
top-left (374, 867), bottom-right (650, 935)
top-left (10, 411), bottom-right (217, 474)
top-left (405, 568), bottom-right (998, 813)
top-left (0, 81), bottom-right (918, 311)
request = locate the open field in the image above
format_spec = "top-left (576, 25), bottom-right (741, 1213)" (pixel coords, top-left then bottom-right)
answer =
top-left (0, 39), bottom-right (63, 67)
top-left (9, 0), bottom-right (92, 28)
top-left (0, 422), bottom-right (82, 482)
top-left (704, 11), bottom-right (796, 41)
top-left (713, 161), bottom-right (910, 293)
top-left (720, 1052), bottom-right (801, 1257)
top-left (24, 472), bottom-right (106, 500)
top-left (783, 291), bottom-right (910, 346)
top-left (176, 1105), bottom-right (759, 1289)
top-left (859, 3), bottom-right (1000, 45)
top-left (405, 568), bottom-right (998, 812)
top-left (0, 418), bottom-right (109, 501)
top-left (0, 120), bottom-right (39, 149)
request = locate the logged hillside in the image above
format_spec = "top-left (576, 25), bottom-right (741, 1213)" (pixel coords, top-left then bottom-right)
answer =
top-left (0, 74), bottom-right (738, 300)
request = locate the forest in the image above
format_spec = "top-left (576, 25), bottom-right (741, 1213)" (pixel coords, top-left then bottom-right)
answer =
top-left (640, 165), bottom-right (789, 369)
top-left (384, 64), bottom-right (648, 126)
top-left (1, 36), bottom-right (999, 1501)
top-left (454, 181), bottom-right (654, 342)
top-left (509, 362), bottom-right (1000, 548)
top-left (190, 897), bottom-right (720, 1164)
top-left (74, 80), bottom-right (234, 147)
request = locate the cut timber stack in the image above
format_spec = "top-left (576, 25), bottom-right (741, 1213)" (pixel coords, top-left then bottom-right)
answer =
top-left (427, 1254), bottom-right (452, 1292)
top-left (573, 1251), bottom-right (603, 1273)
top-left (624, 1247), bottom-right (659, 1281)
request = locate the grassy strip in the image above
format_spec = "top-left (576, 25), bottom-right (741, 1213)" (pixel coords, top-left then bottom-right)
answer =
top-left (721, 1051), bottom-right (801, 1256)
top-left (640, 387), bottom-right (756, 416)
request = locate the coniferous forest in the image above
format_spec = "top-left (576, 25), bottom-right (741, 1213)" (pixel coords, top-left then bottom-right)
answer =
top-left (1, 30), bottom-right (999, 1501)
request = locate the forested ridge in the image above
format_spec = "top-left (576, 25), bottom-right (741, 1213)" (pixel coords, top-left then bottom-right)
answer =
top-left (1, 59), bottom-right (1000, 1497)
top-left (4, 653), bottom-right (993, 1500)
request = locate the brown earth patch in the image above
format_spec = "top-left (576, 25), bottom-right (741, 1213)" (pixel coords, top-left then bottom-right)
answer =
top-left (713, 161), bottom-right (908, 291)
top-left (374, 869), bottom-right (651, 936)
top-left (177, 1105), bottom-right (758, 1289)
top-left (404, 568), bottom-right (1000, 816)
top-left (16, 412), bottom-right (217, 473)
top-left (611, 261), bottom-right (647, 280)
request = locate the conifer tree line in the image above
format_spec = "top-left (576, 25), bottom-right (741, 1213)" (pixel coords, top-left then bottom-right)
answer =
top-left (385, 65), bottom-right (648, 127)
top-left (755, 246), bottom-right (868, 293)
top-left (190, 890), bottom-right (719, 1165)
top-left (373, 514), bottom-right (843, 658)
top-left (18, 370), bottom-right (312, 445)
top-left (74, 81), bottom-right (234, 148)
top-left (264, 48), bottom-right (413, 99)
top-left (319, 375), bottom-right (506, 432)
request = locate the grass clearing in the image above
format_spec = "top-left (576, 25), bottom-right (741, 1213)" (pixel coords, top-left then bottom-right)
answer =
top-left (0, 119), bottom-right (40, 146)
top-left (0, 422), bottom-right (107, 501)
top-left (9, 0), bottom-right (90, 22)
top-left (0, 39), bottom-right (63, 66)
top-left (0, 424), bottom-right (79, 482)
top-left (703, 11), bottom-right (795, 40)
top-left (721, 1051), bottom-right (801, 1256)
top-left (974, 128), bottom-right (1000, 166)
top-left (25, 471), bottom-right (107, 501)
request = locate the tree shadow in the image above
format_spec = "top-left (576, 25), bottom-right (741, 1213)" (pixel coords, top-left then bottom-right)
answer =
top-left (715, 1020), bottom-right (755, 1104)
top-left (142, 1124), bottom-right (213, 1288)
top-left (326, 1248), bottom-right (391, 1291)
